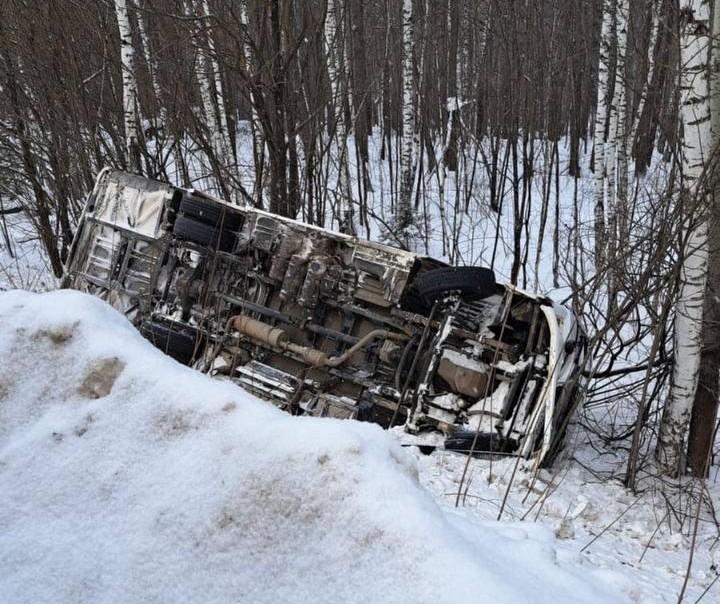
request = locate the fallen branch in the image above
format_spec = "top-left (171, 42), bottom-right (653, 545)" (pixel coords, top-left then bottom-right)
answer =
top-left (0, 206), bottom-right (23, 215)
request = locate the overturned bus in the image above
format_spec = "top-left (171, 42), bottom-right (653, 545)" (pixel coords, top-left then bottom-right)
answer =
top-left (64, 169), bottom-right (588, 465)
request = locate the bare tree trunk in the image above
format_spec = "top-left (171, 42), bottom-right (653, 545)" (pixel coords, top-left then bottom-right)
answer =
top-left (510, 138), bottom-right (522, 284)
top-left (629, 0), bottom-right (659, 185)
top-left (267, 0), bottom-right (289, 216)
top-left (535, 140), bottom-right (556, 289)
top-left (134, 0), bottom-right (163, 121)
top-left (443, 0), bottom-right (460, 172)
top-left (114, 0), bottom-right (142, 174)
top-left (241, 2), bottom-right (265, 206)
top-left (133, 0), bottom-right (168, 178)
top-left (603, 0), bottom-right (629, 309)
top-left (348, 0), bottom-right (372, 216)
top-left (0, 23), bottom-right (64, 277)
top-left (613, 0), bottom-right (630, 218)
top-left (324, 0), bottom-right (354, 234)
top-left (593, 0), bottom-right (614, 270)
top-left (687, 0), bottom-right (720, 477)
top-left (201, 0), bottom-right (240, 201)
top-left (397, 0), bottom-right (416, 246)
top-left (187, 0), bottom-right (222, 185)
top-left (656, 0), bottom-right (712, 476)
top-left (687, 196), bottom-right (720, 476)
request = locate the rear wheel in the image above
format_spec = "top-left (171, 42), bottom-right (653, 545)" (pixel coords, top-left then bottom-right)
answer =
top-left (444, 430), bottom-right (518, 456)
top-left (178, 194), bottom-right (243, 231)
top-left (142, 320), bottom-right (204, 365)
top-left (174, 215), bottom-right (235, 251)
top-left (416, 266), bottom-right (496, 304)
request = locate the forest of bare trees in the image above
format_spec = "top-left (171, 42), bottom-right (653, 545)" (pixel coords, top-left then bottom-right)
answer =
top-left (0, 0), bottom-right (719, 489)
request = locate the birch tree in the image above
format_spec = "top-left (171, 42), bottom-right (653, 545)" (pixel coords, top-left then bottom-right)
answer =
top-left (610, 0), bottom-right (629, 242)
top-left (687, 0), bottom-right (720, 476)
top-left (241, 2), bottom-right (264, 205)
top-left (324, 0), bottom-right (354, 234)
top-left (604, 0), bottom-right (629, 306)
top-left (132, 0), bottom-right (170, 178)
top-left (656, 0), bottom-right (712, 475)
top-left (593, 0), bottom-right (614, 269)
top-left (201, 0), bottom-right (234, 170)
top-left (397, 0), bottom-right (417, 246)
top-left (114, 0), bottom-right (142, 174)
top-left (185, 0), bottom-right (238, 199)
top-left (187, 2), bottom-right (219, 159)
top-left (133, 0), bottom-right (163, 122)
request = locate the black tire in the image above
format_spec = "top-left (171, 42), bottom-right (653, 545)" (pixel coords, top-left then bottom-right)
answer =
top-left (142, 320), bottom-right (204, 365)
top-left (415, 266), bottom-right (496, 305)
top-left (179, 195), bottom-right (243, 230)
top-left (174, 215), bottom-right (235, 251)
top-left (444, 430), bottom-right (518, 455)
top-left (399, 285), bottom-right (429, 314)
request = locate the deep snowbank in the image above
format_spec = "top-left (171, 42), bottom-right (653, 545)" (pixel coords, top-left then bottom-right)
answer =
top-left (0, 290), bottom-right (628, 604)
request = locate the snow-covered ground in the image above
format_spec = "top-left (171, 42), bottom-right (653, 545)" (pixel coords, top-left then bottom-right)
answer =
top-left (412, 446), bottom-right (720, 603)
top-left (0, 129), bottom-right (716, 602)
top-left (0, 214), bottom-right (53, 292)
top-left (1, 290), bottom-right (717, 603)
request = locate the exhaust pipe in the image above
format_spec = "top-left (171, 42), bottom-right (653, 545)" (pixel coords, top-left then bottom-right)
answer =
top-left (229, 315), bottom-right (406, 368)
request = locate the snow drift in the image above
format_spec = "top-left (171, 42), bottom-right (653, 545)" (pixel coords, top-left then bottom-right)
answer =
top-left (0, 290), bottom-right (627, 603)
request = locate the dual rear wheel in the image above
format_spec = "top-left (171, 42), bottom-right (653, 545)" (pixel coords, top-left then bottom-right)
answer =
top-left (172, 194), bottom-right (241, 252)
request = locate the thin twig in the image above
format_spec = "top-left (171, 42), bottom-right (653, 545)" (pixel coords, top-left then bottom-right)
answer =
top-left (639, 509), bottom-right (670, 564)
top-left (678, 478), bottom-right (712, 602)
top-left (580, 495), bottom-right (643, 553)
top-left (694, 573), bottom-right (720, 603)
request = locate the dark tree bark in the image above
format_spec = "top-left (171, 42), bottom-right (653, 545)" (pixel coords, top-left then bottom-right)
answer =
top-left (687, 199), bottom-right (720, 477)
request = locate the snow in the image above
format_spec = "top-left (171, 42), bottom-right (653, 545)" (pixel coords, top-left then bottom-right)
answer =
top-left (2, 133), bottom-right (717, 602)
top-left (414, 434), bottom-right (720, 603)
top-left (0, 289), bottom-right (633, 604)
top-left (0, 213), bottom-right (53, 292)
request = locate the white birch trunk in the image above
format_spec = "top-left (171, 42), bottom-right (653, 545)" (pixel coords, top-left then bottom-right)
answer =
top-left (133, 0), bottom-right (164, 122)
top-left (437, 97), bottom-right (460, 257)
top-left (114, 0), bottom-right (142, 174)
top-left (201, 0), bottom-right (240, 201)
top-left (592, 0), bottom-right (614, 268)
top-left (185, 0), bottom-right (239, 200)
top-left (685, 0), bottom-right (720, 475)
top-left (241, 2), bottom-right (264, 205)
top-left (201, 0), bottom-right (233, 163)
top-left (656, 0), bottom-right (712, 475)
top-left (197, 48), bottom-right (220, 155)
top-left (185, 0), bottom-right (220, 165)
top-left (324, 0), bottom-right (353, 233)
top-left (341, 5), bottom-right (354, 127)
top-left (133, 0), bottom-right (170, 177)
top-left (605, 0), bottom-right (628, 305)
top-left (437, 150), bottom-right (448, 256)
top-left (398, 0), bottom-right (416, 242)
top-left (613, 0), bottom-right (629, 236)
top-left (435, 2), bottom-right (450, 256)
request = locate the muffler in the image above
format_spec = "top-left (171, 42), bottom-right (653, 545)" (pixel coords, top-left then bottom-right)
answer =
top-left (229, 315), bottom-right (406, 368)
